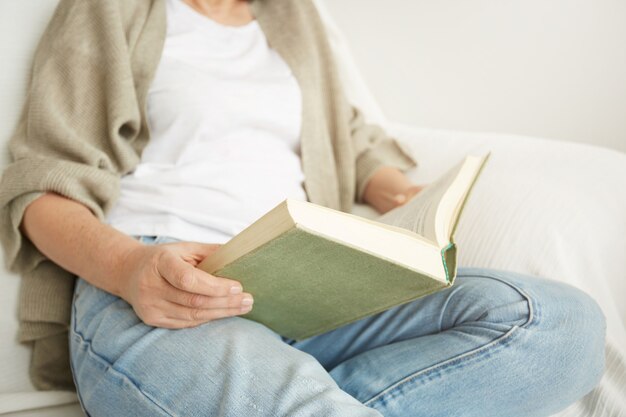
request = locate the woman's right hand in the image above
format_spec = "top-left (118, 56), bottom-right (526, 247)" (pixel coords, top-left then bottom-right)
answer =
top-left (118, 240), bottom-right (254, 329)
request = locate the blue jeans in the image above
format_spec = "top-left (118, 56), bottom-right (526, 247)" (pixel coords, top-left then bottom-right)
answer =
top-left (69, 235), bottom-right (606, 417)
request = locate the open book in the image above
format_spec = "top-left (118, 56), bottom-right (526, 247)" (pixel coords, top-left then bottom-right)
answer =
top-left (198, 153), bottom-right (490, 340)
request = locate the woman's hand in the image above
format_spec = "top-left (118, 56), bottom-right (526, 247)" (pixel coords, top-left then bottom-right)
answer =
top-left (391, 184), bottom-right (425, 206)
top-left (20, 192), bottom-right (253, 329)
top-left (119, 241), bottom-right (254, 329)
top-left (362, 166), bottom-right (425, 214)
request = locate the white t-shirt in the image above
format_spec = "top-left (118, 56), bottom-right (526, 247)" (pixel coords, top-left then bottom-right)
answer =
top-left (105, 0), bottom-right (307, 243)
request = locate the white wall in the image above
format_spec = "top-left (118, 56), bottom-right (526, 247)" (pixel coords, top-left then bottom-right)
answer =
top-left (3, 1), bottom-right (625, 153)
top-left (324, 0), bottom-right (626, 153)
top-left (0, 1), bottom-right (60, 166)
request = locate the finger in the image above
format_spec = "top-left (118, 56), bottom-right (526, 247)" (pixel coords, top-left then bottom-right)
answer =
top-left (405, 186), bottom-right (423, 199)
top-left (157, 250), bottom-right (243, 297)
top-left (395, 185), bottom-right (424, 205)
top-left (145, 317), bottom-right (206, 330)
top-left (393, 193), bottom-right (407, 205)
top-left (164, 301), bottom-right (252, 322)
top-left (164, 287), bottom-right (254, 310)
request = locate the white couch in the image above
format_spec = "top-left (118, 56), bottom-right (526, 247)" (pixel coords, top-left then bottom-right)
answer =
top-left (1, 1), bottom-right (624, 416)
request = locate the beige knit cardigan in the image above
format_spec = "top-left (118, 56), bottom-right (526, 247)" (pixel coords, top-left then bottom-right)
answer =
top-left (0, 0), bottom-right (417, 390)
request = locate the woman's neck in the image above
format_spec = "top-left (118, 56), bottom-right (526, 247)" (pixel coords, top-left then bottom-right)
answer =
top-left (193, 0), bottom-right (237, 9)
top-left (182, 0), bottom-right (253, 26)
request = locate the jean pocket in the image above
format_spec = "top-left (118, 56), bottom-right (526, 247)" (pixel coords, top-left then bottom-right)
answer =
top-left (156, 235), bottom-right (186, 244)
top-left (135, 235), bottom-right (158, 245)
top-left (136, 235), bottom-right (181, 245)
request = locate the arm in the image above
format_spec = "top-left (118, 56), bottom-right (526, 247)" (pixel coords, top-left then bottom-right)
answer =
top-left (347, 105), bottom-right (422, 213)
top-left (2, 1), bottom-right (251, 331)
top-left (350, 106), bottom-right (423, 213)
top-left (20, 192), bottom-right (254, 328)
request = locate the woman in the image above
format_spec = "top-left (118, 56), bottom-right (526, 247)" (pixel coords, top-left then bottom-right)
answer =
top-left (0, 0), bottom-right (605, 416)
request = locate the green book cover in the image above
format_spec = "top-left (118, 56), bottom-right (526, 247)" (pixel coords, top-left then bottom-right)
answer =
top-left (215, 225), bottom-right (449, 340)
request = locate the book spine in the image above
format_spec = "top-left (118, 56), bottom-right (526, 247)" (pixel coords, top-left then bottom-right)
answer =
top-left (441, 242), bottom-right (457, 285)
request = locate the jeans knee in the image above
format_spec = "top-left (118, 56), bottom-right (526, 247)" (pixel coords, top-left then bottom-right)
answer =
top-left (446, 273), bottom-right (532, 330)
top-left (457, 269), bottom-right (606, 402)
top-left (514, 276), bottom-right (607, 408)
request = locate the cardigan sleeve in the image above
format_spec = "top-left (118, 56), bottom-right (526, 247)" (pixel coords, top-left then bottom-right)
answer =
top-left (349, 105), bottom-right (418, 204)
top-left (0, 0), bottom-right (145, 275)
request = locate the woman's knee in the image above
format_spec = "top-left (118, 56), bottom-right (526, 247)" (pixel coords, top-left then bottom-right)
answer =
top-left (460, 268), bottom-right (606, 401)
top-left (444, 270), bottom-right (533, 330)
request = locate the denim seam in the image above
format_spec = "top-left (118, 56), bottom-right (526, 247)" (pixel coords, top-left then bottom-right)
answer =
top-left (71, 298), bottom-right (176, 417)
top-left (363, 325), bottom-right (523, 407)
top-left (363, 272), bottom-right (537, 407)
top-left (436, 287), bottom-right (453, 332)
top-left (456, 272), bottom-right (536, 329)
top-left (69, 294), bottom-right (92, 417)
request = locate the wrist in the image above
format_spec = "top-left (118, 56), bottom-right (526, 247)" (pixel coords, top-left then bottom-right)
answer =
top-left (102, 234), bottom-right (145, 298)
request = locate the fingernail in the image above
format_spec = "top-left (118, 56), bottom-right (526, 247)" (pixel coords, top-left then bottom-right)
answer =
top-left (241, 297), bottom-right (254, 306)
top-left (230, 285), bottom-right (242, 294)
top-left (394, 194), bottom-right (406, 203)
top-left (240, 304), bottom-right (253, 313)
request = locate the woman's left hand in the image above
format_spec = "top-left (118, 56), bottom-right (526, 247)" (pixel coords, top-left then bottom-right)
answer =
top-left (362, 166), bottom-right (426, 214)
top-left (391, 184), bottom-right (425, 207)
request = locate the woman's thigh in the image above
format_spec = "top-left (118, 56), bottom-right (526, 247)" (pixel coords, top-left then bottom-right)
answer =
top-left (69, 235), bottom-right (381, 417)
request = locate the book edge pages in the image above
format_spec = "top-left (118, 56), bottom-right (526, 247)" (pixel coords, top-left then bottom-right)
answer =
top-left (205, 197), bottom-right (443, 278)
top-left (286, 199), bottom-right (437, 246)
top-left (437, 152), bottom-right (490, 284)
top-left (286, 199), bottom-right (441, 276)
top-left (449, 152), bottom-right (492, 240)
top-left (433, 153), bottom-right (487, 246)
top-left (198, 199), bottom-right (295, 274)
top-left (200, 186), bottom-right (459, 280)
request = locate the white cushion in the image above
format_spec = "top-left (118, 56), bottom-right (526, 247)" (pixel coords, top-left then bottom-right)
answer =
top-left (0, 0), bottom-right (65, 403)
top-left (2, 402), bottom-right (83, 417)
top-left (380, 122), bottom-right (626, 417)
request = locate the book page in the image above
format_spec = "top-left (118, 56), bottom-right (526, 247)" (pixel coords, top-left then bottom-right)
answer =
top-left (435, 154), bottom-right (489, 244)
top-left (374, 161), bottom-right (463, 244)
